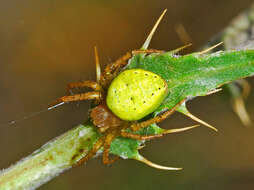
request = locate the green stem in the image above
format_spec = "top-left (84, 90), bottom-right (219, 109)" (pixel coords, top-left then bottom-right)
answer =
top-left (0, 123), bottom-right (99, 190)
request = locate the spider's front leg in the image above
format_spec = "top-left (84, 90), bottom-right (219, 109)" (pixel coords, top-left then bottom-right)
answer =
top-left (49, 47), bottom-right (105, 109)
top-left (65, 81), bottom-right (103, 96)
top-left (65, 47), bottom-right (103, 96)
top-left (48, 91), bottom-right (102, 109)
top-left (100, 52), bottom-right (132, 88)
top-left (100, 49), bottom-right (166, 88)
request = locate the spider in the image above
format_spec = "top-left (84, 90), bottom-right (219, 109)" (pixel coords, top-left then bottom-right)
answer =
top-left (48, 10), bottom-right (211, 170)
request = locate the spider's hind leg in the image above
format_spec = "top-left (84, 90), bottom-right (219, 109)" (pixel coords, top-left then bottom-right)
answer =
top-left (121, 125), bottom-right (199, 141)
top-left (130, 99), bottom-right (185, 132)
top-left (74, 136), bottom-right (106, 167)
top-left (102, 130), bottom-right (120, 165)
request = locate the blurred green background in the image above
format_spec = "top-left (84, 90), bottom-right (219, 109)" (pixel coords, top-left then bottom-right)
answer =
top-left (1, 0), bottom-right (254, 189)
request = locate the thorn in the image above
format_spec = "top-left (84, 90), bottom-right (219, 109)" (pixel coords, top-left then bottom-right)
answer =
top-left (206, 88), bottom-right (222, 96)
top-left (163, 124), bottom-right (200, 134)
top-left (170, 43), bottom-right (192, 54)
top-left (135, 154), bottom-right (182, 171)
top-left (198, 42), bottom-right (223, 55)
top-left (142, 9), bottom-right (167, 50)
top-left (232, 97), bottom-right (252, 127)
top-left (175, 23), bottom-right (193, 45)
top-left (235, 79), bottom-right (251, 99)
top-left (94, 46), bottom-right (101, 83)
top-left (177, 103), bottom-right (218, 132)
top-left (184, 112), bottom-right (218, 132)
top-left (138, 145), bottom-right (146, 150)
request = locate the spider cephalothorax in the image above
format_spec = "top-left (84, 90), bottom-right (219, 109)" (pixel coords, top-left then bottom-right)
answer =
top-left (48, 10), bottom-right (208, 170)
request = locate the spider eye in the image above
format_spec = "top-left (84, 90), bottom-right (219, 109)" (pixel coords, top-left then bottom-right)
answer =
top-left (106, 69), bottom-right (168, 121)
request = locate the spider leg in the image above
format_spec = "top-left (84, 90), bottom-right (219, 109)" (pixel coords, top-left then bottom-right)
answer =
top-left (48, 91), bottom-right (101, 109)
top-left (103, 130), bottom-right (120, 165)
top-left (73, 136), bottom-right (106, 167)
top-left (121, 131), bottom-right (162, 140)
top-left (65, 47), bottom-right (102, 96)
top-left (131, 99), bottom-right (186, 131)
top-left (133, 45), bottom-right (194, 56)
top-left (65, 81), bottom-right (103, 95)
top-left (105, 48), bottom-right (167, 73)
top-left (100, 52), bottom-right (132, 88)
top-left (104, 52), bottom-right (132, 74)
top-left (121, 125), bottom-right (199, 140)
top-left (67, 48), bottom-right (166, 93)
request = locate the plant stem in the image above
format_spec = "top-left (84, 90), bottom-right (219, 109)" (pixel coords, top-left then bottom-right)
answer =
top-left (0, 123), bottom-right (99, 190)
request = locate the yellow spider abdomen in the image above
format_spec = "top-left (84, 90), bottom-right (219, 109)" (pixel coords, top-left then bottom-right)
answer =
top-left (106, 69), bottom-right (168, 121)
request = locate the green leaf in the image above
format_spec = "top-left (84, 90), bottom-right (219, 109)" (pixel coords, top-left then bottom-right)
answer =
top-left (110, 137), bottom-right (140, 159)
top-left (110, 124), bottom-right (163, 159)
top-left (111, 49), bottom-right (254, 159)
top-left (128, 50), bottom-right (254, 114)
